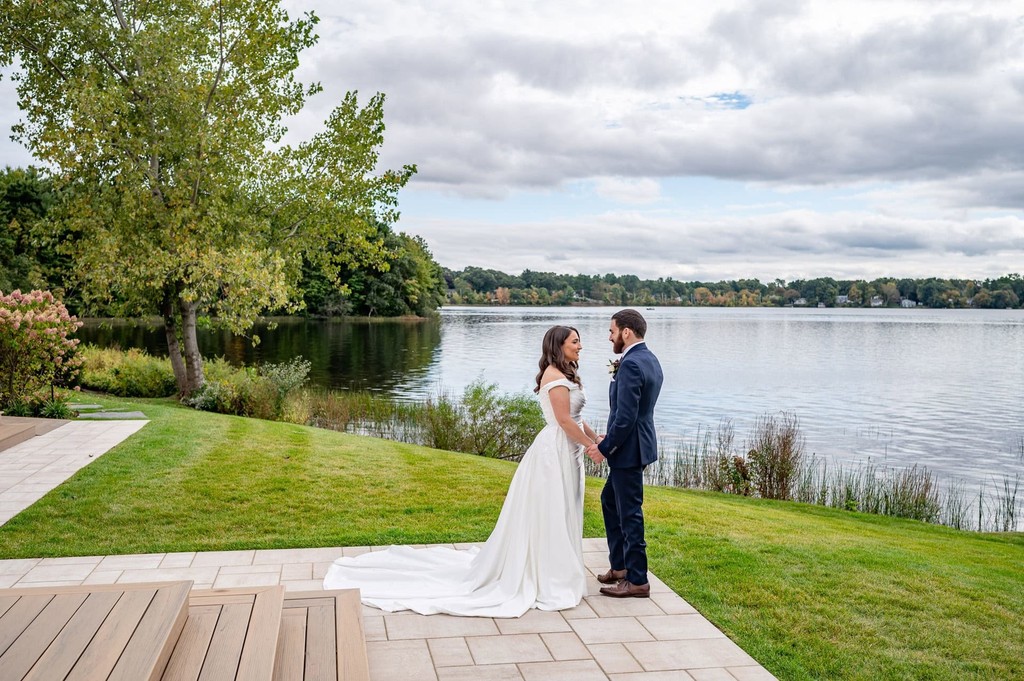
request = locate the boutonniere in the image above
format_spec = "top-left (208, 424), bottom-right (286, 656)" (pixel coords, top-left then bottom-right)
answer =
top-left (607, 359), bottom-right (621, 377)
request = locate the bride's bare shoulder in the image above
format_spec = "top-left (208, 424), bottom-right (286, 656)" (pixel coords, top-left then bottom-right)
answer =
top-left (539, 367), bottom-right (570, 389)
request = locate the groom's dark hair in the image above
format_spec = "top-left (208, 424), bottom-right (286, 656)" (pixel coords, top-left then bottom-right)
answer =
top-left (612, 309), bottom-right (647, 338)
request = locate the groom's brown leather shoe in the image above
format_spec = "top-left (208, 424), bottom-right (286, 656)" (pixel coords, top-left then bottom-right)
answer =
top-left (599, 580), bottom-right (651, 598)
top-left (596, 568), bottom-right (627, 584)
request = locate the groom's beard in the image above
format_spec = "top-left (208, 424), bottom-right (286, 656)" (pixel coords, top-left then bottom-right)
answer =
top-left (612, 338), bottom-right (625, 354)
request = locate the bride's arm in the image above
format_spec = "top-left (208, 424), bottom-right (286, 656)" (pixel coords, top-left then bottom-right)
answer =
top-left (547, 386), bottom-right (596, 449)
top-left (581, 421), bottom-right (600, 442)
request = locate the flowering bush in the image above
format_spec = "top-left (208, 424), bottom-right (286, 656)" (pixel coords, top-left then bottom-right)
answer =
top-left (0, 289), bottom-right (83, 408)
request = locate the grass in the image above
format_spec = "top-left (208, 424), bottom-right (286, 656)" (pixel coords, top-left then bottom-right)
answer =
top-left (1, 395), bottom-right (1022, 680)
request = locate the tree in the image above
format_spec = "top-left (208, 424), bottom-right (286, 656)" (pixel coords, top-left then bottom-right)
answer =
top-left (0, 167), bottom-right (62, 297)
top-left (1, 0), bottom-right (413, 395)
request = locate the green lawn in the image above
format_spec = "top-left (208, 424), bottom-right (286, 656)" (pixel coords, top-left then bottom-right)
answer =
top-left (1, 396), bottom-right (1021, 680)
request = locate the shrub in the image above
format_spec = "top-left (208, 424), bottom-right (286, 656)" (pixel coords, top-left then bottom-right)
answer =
top-left (185, 357), bottom-right (310, 421)
top-left (441, 380), bottom-right (545, 460)
top-left (0, 289), bottom-right (82, 408)
top-left (746, 412), bottom-right (804, 500)
top-left (79, 345), bottom-right (177, 397)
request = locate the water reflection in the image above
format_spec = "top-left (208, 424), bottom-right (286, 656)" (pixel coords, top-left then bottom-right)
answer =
top-left (79, 317), bottom-right (442, 393)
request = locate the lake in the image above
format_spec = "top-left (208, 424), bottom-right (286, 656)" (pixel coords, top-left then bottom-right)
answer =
top-left (80, 306), bottom-right (1024, 491)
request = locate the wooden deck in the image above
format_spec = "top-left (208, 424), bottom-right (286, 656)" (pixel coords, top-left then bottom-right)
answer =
top-left (274, 591), bottom-right (369, 681)
top-left (162, 586), bottom-right (284, 681)
top-left (0, 416), bottom-right (70, 453)
top-left (0, 581), bottom-right (369, 681)
top-left (0, 581), bottom-right (191, 681)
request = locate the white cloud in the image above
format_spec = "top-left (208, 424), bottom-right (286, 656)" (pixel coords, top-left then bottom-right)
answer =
top-left (592, 177), bottom-right (662, 204)
top-left (3, 0), bottom-right (1024, 279)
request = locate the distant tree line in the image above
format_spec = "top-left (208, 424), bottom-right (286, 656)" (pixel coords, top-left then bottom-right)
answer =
top-left (1, 167), bottom-right (447, 320)
top-left (444, 267), bottom-right (1023, 309)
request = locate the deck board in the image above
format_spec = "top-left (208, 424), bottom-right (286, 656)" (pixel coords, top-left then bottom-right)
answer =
top-left (163, 585), bottom-right (284, 681)
top-left (274, 590), bottom-right (369, 681)
top-left (0, 593), bottom-right (88, 680)
top-left (22, 591), bottom-right (122, 681)
top-left (0, 581), bottom-right (191, 681)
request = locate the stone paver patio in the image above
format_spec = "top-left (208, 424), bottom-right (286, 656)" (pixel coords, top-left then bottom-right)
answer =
top-left (0, 420), bottom-right (777, 680)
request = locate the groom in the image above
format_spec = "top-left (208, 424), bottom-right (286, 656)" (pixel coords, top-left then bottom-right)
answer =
top-left (585, 309), bottom-right (663, 598)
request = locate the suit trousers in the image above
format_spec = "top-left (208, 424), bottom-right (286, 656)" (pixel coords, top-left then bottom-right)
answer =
top-left (601, 466), bottom-right (648, 586)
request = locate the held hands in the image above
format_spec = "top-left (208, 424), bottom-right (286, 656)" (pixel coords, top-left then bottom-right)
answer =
top-left (586, 439), bottom-right (605, 464)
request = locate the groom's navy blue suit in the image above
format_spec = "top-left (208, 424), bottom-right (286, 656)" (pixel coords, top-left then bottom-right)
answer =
top-left (597, 342), bottom-right (663, 586)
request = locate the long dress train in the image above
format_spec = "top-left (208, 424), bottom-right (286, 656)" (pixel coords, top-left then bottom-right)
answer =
top-left (322, 378), bottom-right (588, 617)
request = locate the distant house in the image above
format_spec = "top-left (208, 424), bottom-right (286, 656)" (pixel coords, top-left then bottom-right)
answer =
top-left (900, 298), bottom-right (918, 308)
top-left (835, 295), bottom-right (850, 305)
top-left (817, 302), bottom-right (826, 308)
top-left (870, 296), bottom-right (884, 307)
top-left (794, 298), bottom-right (808, 306)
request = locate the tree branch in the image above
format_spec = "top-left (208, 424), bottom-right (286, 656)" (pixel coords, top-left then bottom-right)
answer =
top-left (109, 0), bottom-right (130, 32)
top-left (12, 33), bottom-right (69, 81)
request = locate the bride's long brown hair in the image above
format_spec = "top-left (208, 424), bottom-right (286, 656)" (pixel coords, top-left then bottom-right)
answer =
top-left (534, 325), bottom-right (583, 392)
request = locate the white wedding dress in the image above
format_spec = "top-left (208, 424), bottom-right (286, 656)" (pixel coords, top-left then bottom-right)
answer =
top-left (323, 378), bottom-right (588, 617)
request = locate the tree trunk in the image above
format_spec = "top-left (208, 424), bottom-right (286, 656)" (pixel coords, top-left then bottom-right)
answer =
top-left (179, 298), bottom-right (205, 395)
top-left (161, 292), bottom-right (188, 396)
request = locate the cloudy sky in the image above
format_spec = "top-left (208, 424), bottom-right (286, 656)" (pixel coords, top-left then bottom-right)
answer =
top-left (3, 0), bottom-right (1023, 281)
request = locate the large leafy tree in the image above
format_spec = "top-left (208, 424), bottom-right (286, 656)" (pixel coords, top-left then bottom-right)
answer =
top-left (0, 0), bottom-right (414, 395)
top-left (302, 222), bottom-right (447, 318)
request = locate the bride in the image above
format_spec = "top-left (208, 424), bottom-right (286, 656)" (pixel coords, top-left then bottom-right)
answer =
top-left (323, 325), bottom-right (601, 617)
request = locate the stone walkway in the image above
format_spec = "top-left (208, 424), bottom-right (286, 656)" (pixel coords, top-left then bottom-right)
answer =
top-left (0, 420), bottom-right (778, 680)
top-left (0, 419), bottom-right (148, 525)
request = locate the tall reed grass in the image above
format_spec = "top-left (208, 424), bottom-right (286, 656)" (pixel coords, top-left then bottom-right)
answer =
top-left (631, 416), bottom-right (1020, 532)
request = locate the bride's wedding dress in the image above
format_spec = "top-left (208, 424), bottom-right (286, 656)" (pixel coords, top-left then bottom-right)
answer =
top-left (323, 378), bottom-right (588, 617)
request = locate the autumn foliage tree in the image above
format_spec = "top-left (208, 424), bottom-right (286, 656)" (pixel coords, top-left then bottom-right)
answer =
top-left (0, 0), bottom-right (414, 395)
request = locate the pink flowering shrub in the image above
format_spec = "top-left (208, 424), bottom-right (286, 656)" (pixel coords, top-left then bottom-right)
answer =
top-left (0, 289), bottom-right (83, 407)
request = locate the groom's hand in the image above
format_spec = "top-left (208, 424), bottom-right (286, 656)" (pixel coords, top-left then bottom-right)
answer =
top-left (586, 443), bottom-right (605, 464)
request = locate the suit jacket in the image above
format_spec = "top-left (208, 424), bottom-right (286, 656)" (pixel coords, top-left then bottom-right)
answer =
top-left (597, 342), bottom-right (663, 468)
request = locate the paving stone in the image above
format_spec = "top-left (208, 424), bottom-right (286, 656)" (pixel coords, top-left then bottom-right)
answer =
top-left (589, 642), bottom-right (643, 674)
top-left (625, 639), bottom-right (757, 671)
top-left (436, 664), bottom-right (522, 681)
top-left (0, 558), bottom-right (40, 575)
top-left (637, 614), bottom-right (726, 641)
top-left (77, 411), bottom-right (148, 419)
top-left (218, 563), bottom-right (281, 575)
top-left (385, 613), bottom-right (499, 640)
top-left (608, 671), bottom-right (698, 680)
top-left (570, 617), bottom-right (655, 645)
top-left (518, 659), bottom-right (608, 680)
top-left (689, 669), bottom-right (742, 681)
top-left (366, 639), bottom-right (437, 681)
top-left (363, 616), bottom-right (387, 642)
top-left (427, 637), bottom-right (474, 667)
top-left (728, 665), bottom-right (779, 680)
top-left (20, 562), bottom-right (97, 582)
top-left (159, 552), bottom-right (196, 568)
top-left (212, 571), bottom-right (281, 589)
top-left (586, 594), bottom-right (665, 618)
top-left (494, 609), bottom-right (572, 635)
top-left (465, 634), bottom-right (551, 665)
top-left (189, 549), bottom-right (255, 567)
top-left (96, 554), bottom-right (165, 570)
top-left (282, 579), bottom-right (325, 592)
top-left (651, 591), bottom-right (698, 615)
top-left (281, 562), bottom-right (313, 581)
top-left (540, 631), bottom-right (591, 661)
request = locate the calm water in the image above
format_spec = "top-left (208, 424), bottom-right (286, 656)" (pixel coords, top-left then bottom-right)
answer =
top-left (80, 307), bottom-right (1024, 489)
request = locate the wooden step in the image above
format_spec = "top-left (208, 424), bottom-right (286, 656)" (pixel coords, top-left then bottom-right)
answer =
top-left (0, 417), bottom-right (71, 454)
top-left (161, 585), bottom-right (285, 681)
top-left (273, 590), bottom-right (369, 681)
top-left (0, 424), bottom-right (36, 454)
top-left (0, 580), bottom-right (192, 681)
